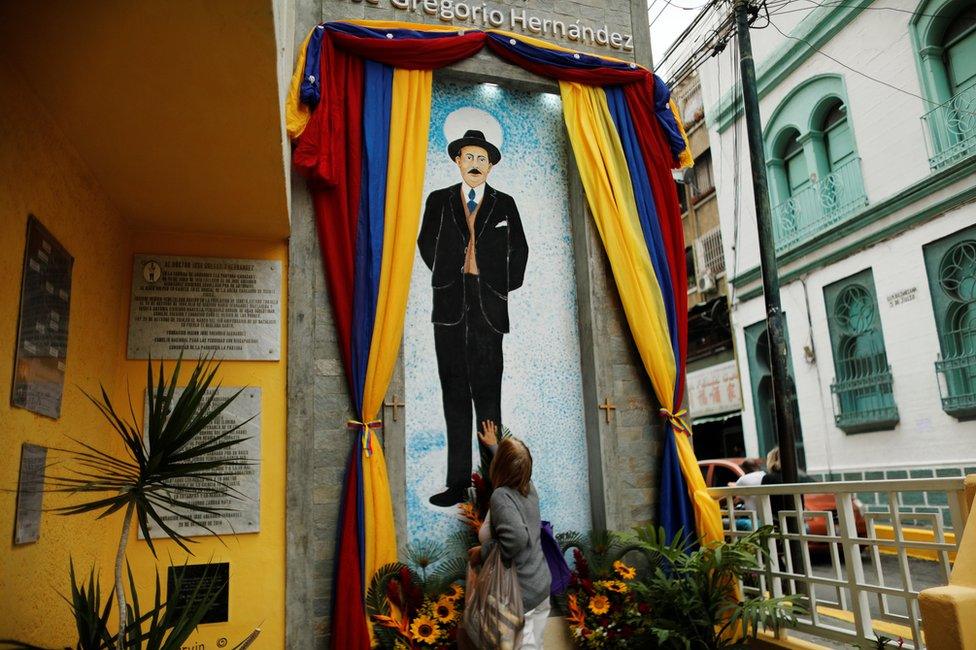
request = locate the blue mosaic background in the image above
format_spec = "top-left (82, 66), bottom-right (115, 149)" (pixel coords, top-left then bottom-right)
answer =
top-left (403, 79), bottom-right (591, 545)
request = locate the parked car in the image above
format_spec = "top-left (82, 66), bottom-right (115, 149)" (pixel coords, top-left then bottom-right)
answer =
top-left (697, 458), bottom-right (867, 547)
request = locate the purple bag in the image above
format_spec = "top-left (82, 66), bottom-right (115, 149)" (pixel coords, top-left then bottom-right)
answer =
top-left (540, 520), bottom-right (571, 595)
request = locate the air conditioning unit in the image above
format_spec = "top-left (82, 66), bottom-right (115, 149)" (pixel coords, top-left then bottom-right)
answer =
top-left (697, 269), bottom-right (716, 294)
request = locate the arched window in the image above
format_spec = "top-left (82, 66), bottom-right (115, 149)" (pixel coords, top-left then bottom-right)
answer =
top-left (744, 319), bottom-right (805, 465)
top-left (763, 76), bottom-right (867, 253)
top-left (824, 271), bottom-right (899, 433)
top-left (782, 131), bottom-right (810, 198)
top-left (912, 0), bottom-right (976, 169)
top-left (821, 100), bottom-right (855, 171)
top-left (925, 228), bottom-right (976, 417)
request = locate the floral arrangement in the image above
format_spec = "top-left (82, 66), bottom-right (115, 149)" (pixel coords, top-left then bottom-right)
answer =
top-left (563, 551), bottom-right (651, 649)
top-left (370, 566), bottom-right (464, 649)
top-left (366, 541), bottom-right (469, 649)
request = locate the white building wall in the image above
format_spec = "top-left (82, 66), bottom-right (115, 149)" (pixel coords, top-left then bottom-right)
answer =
top-left (694, 4), bottom-right (976, 476)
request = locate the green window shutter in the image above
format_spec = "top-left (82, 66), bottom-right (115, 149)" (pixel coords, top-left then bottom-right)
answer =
top-left (785, 150), bottom-right (810, 196)
top-left (946, 23), bottom-right (976, 92)
top-left (823, 269), bottom-right (899, 433)
top-left (924, 224), bottom-right (976, 418)
top-left (744, 319), bottom-right (805, 465)
top-left (825, 118), bottom-right (855, 169)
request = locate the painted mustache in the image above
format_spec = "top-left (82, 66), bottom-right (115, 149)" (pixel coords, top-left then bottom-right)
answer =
top-left (464, 167), bottom-right (483, 175)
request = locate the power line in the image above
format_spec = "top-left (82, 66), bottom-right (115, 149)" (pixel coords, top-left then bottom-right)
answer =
top-left (766, 0), bottom-right (952, 19)
top-left (765, 15), bottom-right (976, 115)
top-left (655, 0), bottom-right (719, 71)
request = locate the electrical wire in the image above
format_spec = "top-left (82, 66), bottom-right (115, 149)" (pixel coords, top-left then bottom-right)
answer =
top-left (765, 14), bottom-right (976, 116)
top-left (766, 0), bottom-right (952, 19)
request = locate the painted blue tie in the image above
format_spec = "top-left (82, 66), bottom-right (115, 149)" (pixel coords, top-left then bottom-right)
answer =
top-left (467, 188), bottom-right (477, 213)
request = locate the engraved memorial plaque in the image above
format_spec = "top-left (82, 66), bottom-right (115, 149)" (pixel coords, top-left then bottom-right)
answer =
top-left (11, 216), bottom-right (73, 418)
top-left (167, 562), bottom-right (229, 624)
top-left (127, 255), bottom-right (281, 360)
top-left (141, 388), bottom-right (261, 539)
top-left (14, 443), bottom-right (47, 544)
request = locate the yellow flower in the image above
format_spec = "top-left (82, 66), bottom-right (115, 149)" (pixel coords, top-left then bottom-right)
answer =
top-left (613, 560), bottom-right (636, 580)
top-left (446, 583), bottom-right (464, 601)
top-left (604, 580), bottom-right (628, 593)
top-left (588, 594), bottom-right (610, 615)
top-left (432, 596), bottom-right (458, 623)
top-left (410, 614), bottom-right (441, 645)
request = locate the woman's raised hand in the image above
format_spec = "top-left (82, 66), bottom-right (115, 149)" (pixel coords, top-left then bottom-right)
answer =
top-left (478, 420), bottom-right (498, 447)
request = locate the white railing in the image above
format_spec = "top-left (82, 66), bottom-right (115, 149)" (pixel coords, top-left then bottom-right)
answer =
top-left (708, 477), bottom-right (970, 649)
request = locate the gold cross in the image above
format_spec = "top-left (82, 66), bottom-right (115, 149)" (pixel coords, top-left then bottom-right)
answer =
top-left (598, 396), bottom-right (617, 423)
top-left (383, 394), bottom-right (405, 422)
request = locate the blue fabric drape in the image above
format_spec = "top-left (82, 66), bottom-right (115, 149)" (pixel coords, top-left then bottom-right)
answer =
top-left (350, 61), bottom-right (394, 412)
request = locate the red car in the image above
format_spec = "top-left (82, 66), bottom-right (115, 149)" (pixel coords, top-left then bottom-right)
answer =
top-left (698, 458), bottom-right (867, 544)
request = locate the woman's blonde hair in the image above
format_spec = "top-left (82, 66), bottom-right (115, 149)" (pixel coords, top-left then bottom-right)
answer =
top-left (766, 447), bottom-right (781, 473)
top-left (489, 437), bottom-right (533, 497)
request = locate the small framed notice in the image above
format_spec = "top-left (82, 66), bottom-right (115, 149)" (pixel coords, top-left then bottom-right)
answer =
top-left (11, 216), bottom-right (73, 419)
top-left (14, 443), bottom-right (47, 545)
top-left (167, 562), bottom-right (230, 624)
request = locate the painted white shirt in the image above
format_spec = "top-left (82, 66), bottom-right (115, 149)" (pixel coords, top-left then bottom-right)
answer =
top-left (463, 182), bottom-right (485, 206)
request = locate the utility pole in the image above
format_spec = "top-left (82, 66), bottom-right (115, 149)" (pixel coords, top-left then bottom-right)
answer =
top-left (733, 0), bottom-right (800, 483)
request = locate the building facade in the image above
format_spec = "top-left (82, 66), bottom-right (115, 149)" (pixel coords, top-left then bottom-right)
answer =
top-left (695, 0), bottom-right (976, 523)
top-left (670, 69), bottom-right (745, 461)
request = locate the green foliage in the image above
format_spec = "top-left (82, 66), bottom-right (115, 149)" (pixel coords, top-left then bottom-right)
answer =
top-left (47, 357), bottom-right (253, 555)
top-left (630, 526), bottom-right (803, 649)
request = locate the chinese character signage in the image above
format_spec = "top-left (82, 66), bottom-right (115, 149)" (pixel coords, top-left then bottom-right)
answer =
top-left (687, 360), bottom-right (742, 418)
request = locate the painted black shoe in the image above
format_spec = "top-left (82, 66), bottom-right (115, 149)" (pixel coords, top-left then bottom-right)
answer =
top-left (428, 487), bottom-right (467, 508)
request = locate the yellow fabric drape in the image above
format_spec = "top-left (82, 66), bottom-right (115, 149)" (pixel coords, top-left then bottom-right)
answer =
top-left (285, 27), bottom-right (314, 140)
top-left (360, 68), bottom-right (433, 586)
top-left (670, 99), bottom-right (694, 169)
top-left (559, 82), bottom-right (675, 392)
top-left (560, 81), bottom-right (722, 544)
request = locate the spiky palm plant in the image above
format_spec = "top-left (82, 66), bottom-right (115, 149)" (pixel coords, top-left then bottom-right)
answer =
top-left (43, 358), bottom-right (253, 649)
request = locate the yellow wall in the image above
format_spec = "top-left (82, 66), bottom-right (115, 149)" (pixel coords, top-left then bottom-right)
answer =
top-left (0, 60), bottom-right (130, 645)
top-left (1, 60), bottom-right (288, 647)
top-left (122, 232), bottom-right (288, 649)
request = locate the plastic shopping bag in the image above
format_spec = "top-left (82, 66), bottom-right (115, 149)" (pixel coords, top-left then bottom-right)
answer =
top-left (462, 547), bottom-right (524, 650)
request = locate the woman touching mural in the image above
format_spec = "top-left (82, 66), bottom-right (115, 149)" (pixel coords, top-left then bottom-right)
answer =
top-left (417, 128), bottom-right (529, 508)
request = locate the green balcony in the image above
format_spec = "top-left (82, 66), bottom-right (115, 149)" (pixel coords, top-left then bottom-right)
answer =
top-left (936, 351), bottom-right (976, 419)
top-left (830, 365), bottom-right (900, 434)
top-left (921, 80), bottom-right (976, 170)
top-left (771, 157), bottom-right (869, 254)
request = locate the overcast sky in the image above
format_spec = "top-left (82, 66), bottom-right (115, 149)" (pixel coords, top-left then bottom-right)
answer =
top-left (648, 0), bottom-right (704, 69)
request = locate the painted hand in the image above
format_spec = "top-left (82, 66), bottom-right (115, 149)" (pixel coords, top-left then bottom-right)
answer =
top-left (468, 545), bottom-right (482, 566)
top-left (478, 420), bottom-right (498, 447)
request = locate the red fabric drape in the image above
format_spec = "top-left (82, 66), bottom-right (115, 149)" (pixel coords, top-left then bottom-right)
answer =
top-left (331, 453), bottom-right (369, 650)
top-left (485, 38), bottom-right (647, 85)
top-left (294, 32), bottom-right (364, 384)
top-left (329, 29), bottom-right (487, 68)
top-left (623, 77), bottom-right (688, 403)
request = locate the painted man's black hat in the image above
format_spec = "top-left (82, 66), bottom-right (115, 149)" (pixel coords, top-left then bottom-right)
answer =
top-left (447, 129), bottom-right (501, 164)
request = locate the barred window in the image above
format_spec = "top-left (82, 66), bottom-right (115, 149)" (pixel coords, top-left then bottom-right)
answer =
top-left (696, 227), bottom-right (725, 275)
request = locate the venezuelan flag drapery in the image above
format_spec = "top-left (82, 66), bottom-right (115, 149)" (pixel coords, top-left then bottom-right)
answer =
top-left (287, 21), bottom-right (719, 648)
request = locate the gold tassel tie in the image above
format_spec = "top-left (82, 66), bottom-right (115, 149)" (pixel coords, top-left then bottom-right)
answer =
top-left (659, 408), bottom-right (692, 436)
top-left (347, 419), bottom-right (383, 457)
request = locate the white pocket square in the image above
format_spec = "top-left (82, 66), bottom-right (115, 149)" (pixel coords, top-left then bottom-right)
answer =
top-left (495, 221), bottom-right (508, 228)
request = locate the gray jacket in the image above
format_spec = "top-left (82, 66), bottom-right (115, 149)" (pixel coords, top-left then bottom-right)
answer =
top-left (480, 484), bottom-right (551, 612)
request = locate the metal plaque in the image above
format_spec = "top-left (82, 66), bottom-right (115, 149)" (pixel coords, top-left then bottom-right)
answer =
top-left (127, 255), bottom-right (281, 360)
top-left (11, 216), bottom-right (73, 419)
top-left (166, 562), bottom-right (229, 624)
top-left (14, 443), bottom-right (47, 544)
top-left (140, 388), bottom-right (261, 539)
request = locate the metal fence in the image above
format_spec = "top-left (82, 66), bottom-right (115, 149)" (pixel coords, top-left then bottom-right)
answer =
top-left (921, 80), bottom-right (976, 171)
top-left (771, 157), bottom-right (868, 254)
top-left (708, 477), bottom-right (970, 648)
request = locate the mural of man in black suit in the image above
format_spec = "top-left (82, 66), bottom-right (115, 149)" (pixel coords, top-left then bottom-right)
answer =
top-left (417, 129), bottom-right (529, 507)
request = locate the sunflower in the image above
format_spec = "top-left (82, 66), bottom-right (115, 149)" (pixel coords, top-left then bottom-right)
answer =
top-left (446, 583), bottom-right (464, 601)
top-left (410, 614), bottom-right (441, 645)
top-left (588, 594), bottom-right (611, 615)
top-left (603, 580), bottom-right (628, 594)
top-left (613, 560), bottom-right (636, 580)
top-left (432, 596), bottom-right (458, 623)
